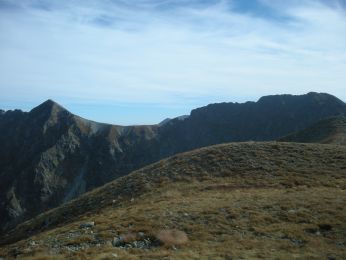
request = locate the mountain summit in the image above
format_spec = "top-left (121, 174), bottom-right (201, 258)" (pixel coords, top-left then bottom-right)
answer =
top-left (29, 99), bottom-right (67, 116)
top-left (0, 92), bottom-right (345, 233)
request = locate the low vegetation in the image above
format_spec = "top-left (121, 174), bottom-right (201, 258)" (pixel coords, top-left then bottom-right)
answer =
top-left (0, 142), bottom-right (345, 259)
top-left (280, 116), bottom-right (346, 145)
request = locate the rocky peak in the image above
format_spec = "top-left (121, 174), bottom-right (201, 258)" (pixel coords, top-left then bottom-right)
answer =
top-left (258, 92), bottom-right (334, 102)
top-left (29, 99), bottom-right (68, 116)
top-left (28, 100), bottom-right (72, 131)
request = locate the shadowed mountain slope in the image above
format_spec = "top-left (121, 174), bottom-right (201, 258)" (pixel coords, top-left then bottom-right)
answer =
top-left (0, 92), bottom-right (345, 233)
top-left (157, 92), bottom-right (346, 154)
top-left (0, 100), bottom-right (158, 232)
top-left (0, 142), bottom-right (345, 259)
top-left (279, 116), bottom-right (346, 145)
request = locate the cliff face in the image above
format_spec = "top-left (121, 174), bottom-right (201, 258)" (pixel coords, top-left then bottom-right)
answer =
top-left (0, 100), bottom-right (158, 231)
top-left (0, 92), bottom-right (345, 232)
top-left (156, 92), bottom-right (346, 155)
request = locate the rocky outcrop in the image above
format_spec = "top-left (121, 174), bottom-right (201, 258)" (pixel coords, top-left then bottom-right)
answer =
top-left (0, 92), bottom-right (345, 232)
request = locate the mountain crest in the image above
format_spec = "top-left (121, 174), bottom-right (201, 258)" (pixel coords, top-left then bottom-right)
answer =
top-left (30, 99), bottom-right (67, 113)
top-left (257, 92), bottom-right (344, 105)
top-left (0, 92), bottom-right (345, 236)
top-left (29, 99), bottom-right (70, 120)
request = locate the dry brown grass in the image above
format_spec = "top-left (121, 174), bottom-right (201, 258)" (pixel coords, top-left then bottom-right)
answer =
top-left (0, 142), bottom-right (345, 259)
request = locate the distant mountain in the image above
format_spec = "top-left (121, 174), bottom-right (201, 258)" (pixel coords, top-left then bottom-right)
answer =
top-left (279, 116), bottom-right (346, 145)
top-left (157, 92), bottom-right (346, 154)
top-left (0, 100), bottom-right (159, 232)
top-left (0, 92), bottom-right (345, 232)
top-left (158, 115), bottom-right (189, 126)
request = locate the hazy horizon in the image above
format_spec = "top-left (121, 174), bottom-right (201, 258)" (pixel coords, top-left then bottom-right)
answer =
top-left (1, 92), bottom-right (345, 126)
top-left (1, 0), bottom-right (346, 124)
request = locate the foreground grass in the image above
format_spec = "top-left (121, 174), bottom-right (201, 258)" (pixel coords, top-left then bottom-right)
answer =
top-left (0, 142), bottom-right (345, 259)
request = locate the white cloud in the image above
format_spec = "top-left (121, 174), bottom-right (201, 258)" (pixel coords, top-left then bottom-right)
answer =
top-left (0, 0), bottom-right (345, 122)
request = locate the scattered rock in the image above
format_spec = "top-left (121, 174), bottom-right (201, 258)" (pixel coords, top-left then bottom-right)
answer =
top-left (281, 235), bottom-right (306, 247)
top-left (112, 232), bottom-right (161, 249)
top-left (305, 228), bottom-right (318, 234)
top-left (66, 231), bottom-right (82, 239)
top-left (318, 224), bottom-right (332, 232)
top-left (305, 224), bottom-right (332, 235)
top-left (290, 238), bottom-right (306, 247)
top-left (287, 209), bottom-right (297, 214)
top-left (138, 232), bottom-right (145, 238)
top-left (66, 242), bottom-right (87, 252)
top-left (336, 241), bottom-right (346, 247)
top-left (112, 236), bottom-right (124, 247)
top-left (79, 221), bottom-right (95, 229)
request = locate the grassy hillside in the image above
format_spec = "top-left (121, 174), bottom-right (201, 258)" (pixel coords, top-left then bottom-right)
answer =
top-left (0, 142), bottom-right (345, 259)
top-left (279, 116), bottom-right (346, 145)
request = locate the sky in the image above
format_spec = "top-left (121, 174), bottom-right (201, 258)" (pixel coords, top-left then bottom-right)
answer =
top-left (0, 0), bottom-right (346, 125)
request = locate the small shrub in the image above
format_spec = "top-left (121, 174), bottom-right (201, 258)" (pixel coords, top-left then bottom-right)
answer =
top-left (155, 229), bottom-right (188, 247)
top-left (120, 232), bottom-right (138, 243)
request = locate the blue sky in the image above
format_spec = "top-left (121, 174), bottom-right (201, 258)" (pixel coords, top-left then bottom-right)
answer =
top-left (1, 0), bottom-right (345, 125)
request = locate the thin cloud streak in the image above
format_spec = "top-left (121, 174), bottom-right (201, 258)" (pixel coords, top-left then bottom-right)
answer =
top-left (0, 0), bottom-right (345, 124)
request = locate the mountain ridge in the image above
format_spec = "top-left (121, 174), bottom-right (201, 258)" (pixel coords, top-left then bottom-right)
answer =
top-left (0, 92), bottom-right (345, 233)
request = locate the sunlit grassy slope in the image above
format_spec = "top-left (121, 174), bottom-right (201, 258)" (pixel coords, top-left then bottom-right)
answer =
top-left (0, 142), bottom-right (345, 259)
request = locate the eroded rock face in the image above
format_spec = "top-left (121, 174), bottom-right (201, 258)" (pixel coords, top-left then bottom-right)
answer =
top-left (156, 92), bottom-right (346, 154)
top-left (1, 93), bottom-right (346, 232)
top-left (0, 100), bottom-right (159, 232)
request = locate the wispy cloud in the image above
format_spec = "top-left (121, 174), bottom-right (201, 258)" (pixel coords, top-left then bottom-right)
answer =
top-left (0, 0), bottom-right (345, 124)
